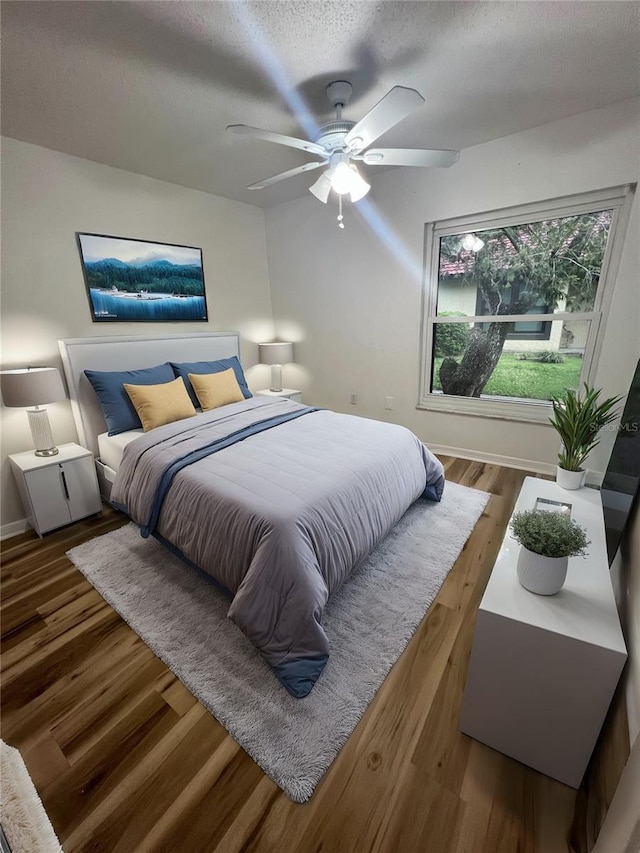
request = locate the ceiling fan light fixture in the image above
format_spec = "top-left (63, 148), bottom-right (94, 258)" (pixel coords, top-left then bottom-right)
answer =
top-left (309, 172), bottom-right (332, 203)
top-left (329, 161), bottom-right (355, 195)
top-left (462, 233), bottom-right (484, 252)
top-left (348, 168), bottom-right (371, 203)
top-left (328, 159), bottom-right (370, 201)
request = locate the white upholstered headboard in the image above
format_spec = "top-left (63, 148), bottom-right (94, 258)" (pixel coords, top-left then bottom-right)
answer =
top-left (59, 332), bottom-right (241, 457)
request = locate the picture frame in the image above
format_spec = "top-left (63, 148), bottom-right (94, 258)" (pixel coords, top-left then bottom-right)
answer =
top-left (534, 497), bottom-right (572, 516)
top-left (76, 233), bottom-right (208, 323)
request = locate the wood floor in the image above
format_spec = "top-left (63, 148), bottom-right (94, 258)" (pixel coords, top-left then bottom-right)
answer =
top-left (1, 458), bottom-right (630, 853)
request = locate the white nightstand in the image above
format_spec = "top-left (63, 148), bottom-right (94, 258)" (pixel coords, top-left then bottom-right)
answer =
top-left (9, 443), bottom-right (102, 537)
top-left (255, 389), bottom-right (303, 403)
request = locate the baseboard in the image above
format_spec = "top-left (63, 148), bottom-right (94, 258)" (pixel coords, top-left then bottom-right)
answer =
top-left (428, 444), bottom-right (555, 475)
top-left (428, 444), bottom-right (604, 486)
top-left (1, 518), bottom-right (30, 540)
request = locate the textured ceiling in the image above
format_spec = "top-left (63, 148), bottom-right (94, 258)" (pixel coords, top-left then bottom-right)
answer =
top-left (2, 1), bottom-right (639, 208)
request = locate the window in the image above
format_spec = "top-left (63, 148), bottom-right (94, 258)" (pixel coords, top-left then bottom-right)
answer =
top-left (419, 186), bottom-right (635, 422)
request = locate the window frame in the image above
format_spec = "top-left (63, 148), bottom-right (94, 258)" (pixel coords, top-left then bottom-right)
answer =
top-left (473, 282), bottom-right (553, 341)
top-left (418, 185), bottom-right (635, 423)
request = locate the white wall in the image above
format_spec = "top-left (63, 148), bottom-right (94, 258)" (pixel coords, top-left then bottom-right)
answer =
top-left (0, 138), bottom-right (275, 530)
top-left (265, 99), bottom-right (640, 473)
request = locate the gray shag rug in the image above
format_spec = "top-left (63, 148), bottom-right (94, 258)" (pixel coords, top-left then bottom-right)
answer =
top-left (0, 740), bottom-right (63, 853)
top-left (67, 481), bottom-right (489, 802)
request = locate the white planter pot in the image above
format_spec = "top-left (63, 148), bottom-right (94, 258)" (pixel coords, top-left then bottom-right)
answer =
top-left (556, 466), bottom-right (586, 491)
top-left (517, 546), bottom-right (568, 595)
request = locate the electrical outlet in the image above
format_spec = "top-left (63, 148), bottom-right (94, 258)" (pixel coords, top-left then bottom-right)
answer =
top-left (350, 393), bottom-right (358, 405)
top-left (385, 396), bottom-right (394, 410)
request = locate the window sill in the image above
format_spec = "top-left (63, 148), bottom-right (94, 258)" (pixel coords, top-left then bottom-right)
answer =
top-left (417, 392), bottom-right (555, 425)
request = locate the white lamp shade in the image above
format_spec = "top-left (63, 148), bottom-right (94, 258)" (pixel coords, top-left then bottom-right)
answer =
top-left (329, 162), bottom-right (370, 202)
top-left (347, 167), bottom-right (371, 202)
top-left (0, 367), bottom-right (66, 408)
top-left (309, 172), bottom-right (332, 203)
top-left (330, 161), bottom-right (355, 195)
top-left (258, 342), bottom-right (294, 366)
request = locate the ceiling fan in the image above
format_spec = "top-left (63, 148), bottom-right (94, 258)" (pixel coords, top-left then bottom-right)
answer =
top-left (227, 81), bottom-right (459, 207)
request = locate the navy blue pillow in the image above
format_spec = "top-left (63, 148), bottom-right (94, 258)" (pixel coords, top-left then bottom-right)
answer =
top-left (85, 363), bottom-right (175, 435)
top-left (170, 357), bottom-right (252, 408)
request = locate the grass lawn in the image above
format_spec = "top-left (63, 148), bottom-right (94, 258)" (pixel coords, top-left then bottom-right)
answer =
top-left (432, 353), bottom-right (583, 400)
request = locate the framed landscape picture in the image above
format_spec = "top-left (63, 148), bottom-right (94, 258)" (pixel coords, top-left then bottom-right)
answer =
top-left (77, 233), bottom-right (208, 323)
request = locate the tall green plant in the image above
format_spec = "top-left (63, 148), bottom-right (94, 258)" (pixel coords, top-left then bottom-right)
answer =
top-left (549, 383), bottom-right (622, 471)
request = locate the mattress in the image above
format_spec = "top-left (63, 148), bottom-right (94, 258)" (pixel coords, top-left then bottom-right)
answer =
top-left (98, 429), bottom-right (144, 473)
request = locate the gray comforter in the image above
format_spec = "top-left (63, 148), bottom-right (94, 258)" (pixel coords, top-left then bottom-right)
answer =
top-left (111, 397), bottom-right (445, 697)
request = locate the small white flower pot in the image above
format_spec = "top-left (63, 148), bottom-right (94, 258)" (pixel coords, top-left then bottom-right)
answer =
top-left (556, 466), bottom-right (586, 491)
top-left (517, 546), bottom-right (568, 595)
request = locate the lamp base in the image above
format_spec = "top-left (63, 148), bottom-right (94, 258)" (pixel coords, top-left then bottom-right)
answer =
top-left (27, 407), bottom-right (59, 457)
top-left (269, 364), bottom-right (283, 393)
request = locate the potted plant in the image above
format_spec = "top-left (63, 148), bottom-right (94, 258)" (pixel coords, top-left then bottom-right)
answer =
top-left (549, 383), bottom-right (622, 490)
top-left (511, 508), bottom-right (590, 595)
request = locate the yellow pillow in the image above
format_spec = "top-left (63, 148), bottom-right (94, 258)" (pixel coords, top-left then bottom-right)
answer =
top-left (123, 377), bottom-right (196, 432)
top-left (189, 368), bottom-right (244, 411)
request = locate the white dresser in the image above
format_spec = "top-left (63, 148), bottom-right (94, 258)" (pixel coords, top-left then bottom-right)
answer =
top-left (460, 476), bottom-right (627, 788)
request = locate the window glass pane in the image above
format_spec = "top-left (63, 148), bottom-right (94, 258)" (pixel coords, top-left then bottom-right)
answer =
top-left (436, 211), bottom-right (613, 318)
top-left (431, 319), bottom-right (590, 402)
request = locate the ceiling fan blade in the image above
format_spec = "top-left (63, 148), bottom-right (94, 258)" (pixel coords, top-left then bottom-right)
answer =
top-left (227, 124), bottom-right (327, 158)
top-left (247, 160), bottom-right (326, 190)
top-left (359, 148), bottom-right (459, 168)
top-left (344, 87), bottom-right (425, 153)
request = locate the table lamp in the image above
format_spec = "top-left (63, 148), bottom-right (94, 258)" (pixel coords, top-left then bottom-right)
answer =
top-left (258, 342), bottom-right (294, 393)
top-left (0, 367), bottom-right (67, 456)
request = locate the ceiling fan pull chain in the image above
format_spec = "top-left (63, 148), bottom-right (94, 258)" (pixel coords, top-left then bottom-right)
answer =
top-left (337, 195), bottom-right (345, 230)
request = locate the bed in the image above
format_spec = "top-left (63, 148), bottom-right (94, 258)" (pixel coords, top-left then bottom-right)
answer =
top-left (59, 333), bottom-right (445, 697)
